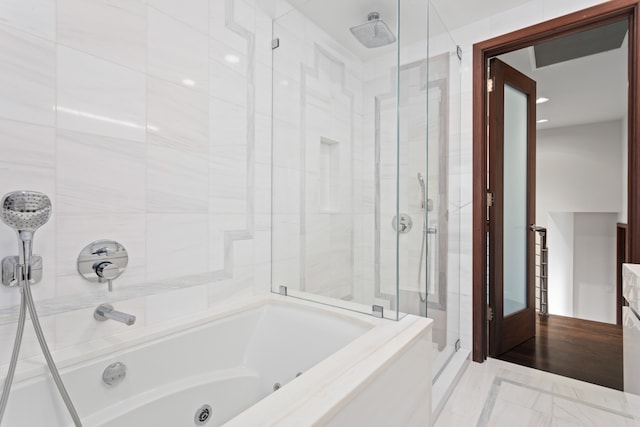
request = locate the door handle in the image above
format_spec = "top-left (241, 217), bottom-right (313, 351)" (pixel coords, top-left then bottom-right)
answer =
top-left (530, 224), bottom-right (546, 234)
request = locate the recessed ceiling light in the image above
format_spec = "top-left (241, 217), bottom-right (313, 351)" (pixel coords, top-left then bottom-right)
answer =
top-left (182, 79), bottom-right (196, 87)
top-left (224, 54), bottom-right (240, 64)
top-left (536, 97), bottom-right (549, 104)
top-left (537, 119), bottom-right (549, 124)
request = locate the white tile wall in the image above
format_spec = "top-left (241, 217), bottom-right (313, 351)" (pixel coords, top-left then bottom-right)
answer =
top-left (0, 25), bottom-right (56, 126)
top-left (0, 0), bottom-right (273, 366)
top-left (147, 0), bottom-right (209, 34)
top-left (56, 45), bottom-right (146, 141)
top-left (147, 7), bottom-right (209, 90)
top-left (147, 78), bottom-right (209, 152)
top-left (57, 0), bottom-right (147, 73)
top-left (56, 130), bottom-right (147, 214)
top-left (0, 0), bottom-right (56, 41)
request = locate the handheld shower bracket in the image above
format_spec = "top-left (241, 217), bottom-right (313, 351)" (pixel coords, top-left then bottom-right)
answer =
top-left (2, 255), bottom-right (43, 287)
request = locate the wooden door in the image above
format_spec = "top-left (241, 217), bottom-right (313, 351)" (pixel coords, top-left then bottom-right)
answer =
top-left (488, 58), bottom-right (537, 356)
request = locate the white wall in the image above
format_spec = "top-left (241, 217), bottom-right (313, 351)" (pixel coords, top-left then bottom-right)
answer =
top-left (536, 121), bottom-right (622, 323)
top-left (547, 212), bottom-right (574, 316)
top-left (548, 212), bottom-right (618, 323)
top-left (573, 213), bottom-right (617, 323)
top-left (0, 0), bottom-right (276, 366)
top-left (536, 120), bottom-right (623, 228)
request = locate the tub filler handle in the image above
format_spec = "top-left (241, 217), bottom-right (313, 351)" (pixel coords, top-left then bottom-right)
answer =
top-left (94, 304), bottom-right (136, 326)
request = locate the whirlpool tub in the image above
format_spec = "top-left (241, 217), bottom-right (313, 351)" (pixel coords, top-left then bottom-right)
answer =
top-left (1, 295), bottom-right (432, 426)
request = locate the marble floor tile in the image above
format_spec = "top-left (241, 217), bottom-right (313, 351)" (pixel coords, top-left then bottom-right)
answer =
top-left (436, 358), bottom-right (640, 427)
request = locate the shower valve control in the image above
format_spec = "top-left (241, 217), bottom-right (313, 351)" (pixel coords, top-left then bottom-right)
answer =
top-left (78, 240), bottom-right (128, 292)
top-left (392, 214), bottom-right (413, 233)
top-left (95, 261), bottom-right (119, 280)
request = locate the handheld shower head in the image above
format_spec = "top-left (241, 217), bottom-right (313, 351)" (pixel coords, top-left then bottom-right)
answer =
top-left (417, 173), bottom-right (426, 209)
top-left (0, 191), bottom-right (51, 278)
top-left (1, 191), bottom-right (51, 232)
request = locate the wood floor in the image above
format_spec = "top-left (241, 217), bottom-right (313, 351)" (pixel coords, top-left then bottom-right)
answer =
top-left (496, 314), bottom-right (623, 390)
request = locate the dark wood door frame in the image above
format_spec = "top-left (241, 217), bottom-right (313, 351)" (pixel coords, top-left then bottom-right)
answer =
top-left (473, 0), bottom-right (640, 363)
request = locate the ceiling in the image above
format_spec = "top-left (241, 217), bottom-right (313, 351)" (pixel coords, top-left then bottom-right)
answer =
top-left (429, 0), bottom-right (531, 31)
top-left (498, 32), bottom-right (628, 130)
top-left (285, 0), bottom-right (416, 60)
top-left (285, 0), bottom-right (532, 60)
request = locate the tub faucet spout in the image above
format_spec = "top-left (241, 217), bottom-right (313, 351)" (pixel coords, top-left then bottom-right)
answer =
top-left (94, 304), bottom-right (136, 326)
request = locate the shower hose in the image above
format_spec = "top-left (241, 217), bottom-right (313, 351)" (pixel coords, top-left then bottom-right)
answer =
top-left (419, 213), bottom-right (427, 303)
top-left (0, 279), bottom-right (83, 426)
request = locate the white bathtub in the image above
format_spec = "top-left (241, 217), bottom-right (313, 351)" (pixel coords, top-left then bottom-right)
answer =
top-left (1, 296), bottom-right (432, 426)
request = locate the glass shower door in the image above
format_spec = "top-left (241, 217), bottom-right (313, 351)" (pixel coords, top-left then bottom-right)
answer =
top-left (270, 0), bottom-right (402, 319)
top-left (269, 0), bottom-right (463, 368)
top-left (394, 1), bottom-right (462, 379)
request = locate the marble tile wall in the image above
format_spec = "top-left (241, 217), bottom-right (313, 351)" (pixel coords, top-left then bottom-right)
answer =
top-left (0, 0), bottom-right (275, 365)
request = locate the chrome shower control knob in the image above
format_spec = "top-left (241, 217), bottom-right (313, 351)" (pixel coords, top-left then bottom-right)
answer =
top-left (391, 214), bottom-right (413, 233)
top-left (78, 240), bottom-right (128, 292)
top-left (94, 261), bottom-right (119, 280)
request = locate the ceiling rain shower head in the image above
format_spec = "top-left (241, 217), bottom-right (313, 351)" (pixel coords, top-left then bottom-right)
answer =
top-left (350, 12), bottom-right (396, 48)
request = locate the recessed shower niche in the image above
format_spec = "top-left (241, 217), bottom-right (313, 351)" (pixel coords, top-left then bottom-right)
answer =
top-left (320, 137), bottom-right (340, 212)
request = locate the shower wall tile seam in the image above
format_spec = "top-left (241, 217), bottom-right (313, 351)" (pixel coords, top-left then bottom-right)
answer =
top-left (0, 21), bottom-right (54, 46)
top-left (143, 0), bottom-right (151, 296)
top-left (53, 0), bottom-right (60, 339)
top-left (146, 4), bottom-right (210, 38)
top-left (206, 0), bottom-right (213, 287)
top-left (52, 41), bottom-right (148, 78)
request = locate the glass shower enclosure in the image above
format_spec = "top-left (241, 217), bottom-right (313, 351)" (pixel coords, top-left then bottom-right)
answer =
top-left (271, 0), bottom-right (461, 380)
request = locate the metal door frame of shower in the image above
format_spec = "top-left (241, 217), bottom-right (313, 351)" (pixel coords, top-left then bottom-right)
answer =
top-left (472, 0), bottom-right (640, 362)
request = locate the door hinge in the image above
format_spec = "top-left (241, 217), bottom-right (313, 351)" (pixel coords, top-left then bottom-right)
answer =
top-left (272, 38), bottom-right (280, 49)
top-left (487, 306), bottom-right (494, 322)
top-left (487, 191), bottom-right (495, 207)
top-left (487, 78), bottom-right (494, 93)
